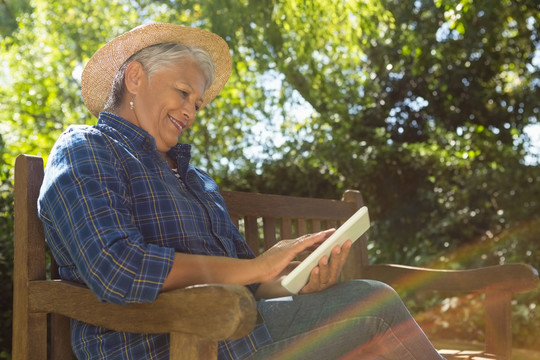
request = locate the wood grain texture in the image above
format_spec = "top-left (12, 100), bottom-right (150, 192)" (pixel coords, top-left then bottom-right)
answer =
top-left (29, 280), bottom-right (257, 340)
top-left (12, 155), bottom-right (47, 360)
top-left (362, 263), bottom-right (539, 293)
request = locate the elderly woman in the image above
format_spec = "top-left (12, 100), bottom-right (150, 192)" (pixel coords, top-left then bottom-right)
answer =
top-left (38, 23), bottom-right (444, 360)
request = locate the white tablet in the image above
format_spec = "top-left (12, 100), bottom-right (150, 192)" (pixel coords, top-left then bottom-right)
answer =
top-left (280, 206), bottom-right (370, 294)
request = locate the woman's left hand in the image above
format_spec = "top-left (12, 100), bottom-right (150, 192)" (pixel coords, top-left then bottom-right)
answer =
top-left (299, 240), bottom-right (353, 294)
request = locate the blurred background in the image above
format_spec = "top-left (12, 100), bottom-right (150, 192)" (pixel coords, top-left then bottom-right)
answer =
top-left (1, 0), bottom-right (539, 358)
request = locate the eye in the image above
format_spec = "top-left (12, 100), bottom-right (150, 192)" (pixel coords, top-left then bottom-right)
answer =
top-left (177, 88), bottom-right (202, 112)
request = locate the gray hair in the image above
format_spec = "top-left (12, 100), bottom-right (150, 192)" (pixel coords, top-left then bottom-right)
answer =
top-left (103, 42), bottom-right (215, 113)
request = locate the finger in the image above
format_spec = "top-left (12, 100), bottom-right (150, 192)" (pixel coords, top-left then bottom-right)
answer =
top-left (327, 245), bottom-right (342, 283)
top-left (260, 231), bottom-right (340, 283)
top-left (327, 241), bottom-right (353, 283)
top-left (339, 240), bottom-right (353, 268)
top-left (318, 255), bottom-right (330, 286)
top-left (297, 229), bottom-right (336, 250)
top-left (299, 266), bottom-right (321, 294)
top-left (268, 229), bottom-right (334, 263)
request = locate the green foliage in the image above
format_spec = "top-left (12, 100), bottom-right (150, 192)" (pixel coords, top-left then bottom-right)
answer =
top-left (194, 0), bottom-right (540, 281)
top-left (0, 0), bottom-right (32, 37)
top-left (0, 0), bottom-right (146, 167)
top-left (0, 135), bottom-right (13, 359)
top-left (1, 0), bottom-right (540, 355)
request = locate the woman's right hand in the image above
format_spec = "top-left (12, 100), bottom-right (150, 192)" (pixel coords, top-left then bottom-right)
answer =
top-left (162, 229), bottom-right (336, 292)
top-left (254, 229), bottom-right (336, 283)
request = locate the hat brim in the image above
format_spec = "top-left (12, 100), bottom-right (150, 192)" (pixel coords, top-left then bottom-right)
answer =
top-left (81, 23), bottom-right (232, 118)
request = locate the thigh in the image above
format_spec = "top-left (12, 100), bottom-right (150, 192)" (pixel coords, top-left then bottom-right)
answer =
top-left (249, 280), bottom-right (443, 360)
top-left (257, 280), bottom-right (403, 341)
top-left (249, 280), bottom-right (397, 359)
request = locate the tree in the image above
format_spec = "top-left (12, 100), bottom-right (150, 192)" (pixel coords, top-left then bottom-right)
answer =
top-left (176, 0), bottom-right (540, 264)
top-left (2, 0), bottom-right (540, 354)
top-left (0, 0), bottom-right (32, 37)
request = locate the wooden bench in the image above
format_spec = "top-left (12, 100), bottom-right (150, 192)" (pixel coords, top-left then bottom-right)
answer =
top-left (12, 154), bottom-right (539, 359)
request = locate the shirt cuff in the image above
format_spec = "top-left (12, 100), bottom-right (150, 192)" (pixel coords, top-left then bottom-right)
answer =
top-left (127, 244), bottom-right (176, 303)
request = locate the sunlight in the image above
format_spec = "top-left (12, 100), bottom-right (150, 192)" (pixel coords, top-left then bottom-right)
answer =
top-left (524, 123), bottom-right (540, 165)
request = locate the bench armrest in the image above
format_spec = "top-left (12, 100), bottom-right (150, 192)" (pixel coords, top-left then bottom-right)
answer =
top-left (363, 263), bottom-right (539, 294)
top-left (29, 280), bottom-right (257, 340)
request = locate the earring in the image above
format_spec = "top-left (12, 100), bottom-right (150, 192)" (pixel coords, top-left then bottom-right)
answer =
top-left (129, 100), bottom-right (134, 110)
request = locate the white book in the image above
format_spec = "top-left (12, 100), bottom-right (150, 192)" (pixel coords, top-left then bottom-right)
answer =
top-left (281, 206), bottom-right (370, 294)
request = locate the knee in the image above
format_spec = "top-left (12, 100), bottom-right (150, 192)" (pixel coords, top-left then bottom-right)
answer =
top-left (305, 280), bottom-right (411, 326)
top-left (336, 279), bottom-right (404, 308)
top-left (341, 279), bottom-right (399, 296)
top-left (365, 279), bottom-right (399, 297)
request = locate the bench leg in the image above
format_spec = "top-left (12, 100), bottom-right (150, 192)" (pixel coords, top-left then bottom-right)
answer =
top-left (485, 291), bottom-right (512, 359)
top-left (12, 312), bottom-right (47, 360)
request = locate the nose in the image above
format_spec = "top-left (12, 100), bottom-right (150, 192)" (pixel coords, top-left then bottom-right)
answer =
top-left (182, 101), bottom-right (197, 123)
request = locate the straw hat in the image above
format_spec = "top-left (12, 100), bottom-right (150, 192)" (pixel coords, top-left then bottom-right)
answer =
top-left (81, 23), bottom-right (232, 117)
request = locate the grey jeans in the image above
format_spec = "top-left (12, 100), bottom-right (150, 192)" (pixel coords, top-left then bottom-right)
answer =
top-left (247, 280), bottom-right (445, 360)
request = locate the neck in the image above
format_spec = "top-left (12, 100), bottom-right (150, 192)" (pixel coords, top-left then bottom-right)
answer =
top-left (116, 103), bottom-right (138, 127)
top-left (164, 154), bottom-right (177, 169)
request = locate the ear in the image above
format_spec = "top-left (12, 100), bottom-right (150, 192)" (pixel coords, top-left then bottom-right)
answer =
top-left (124, 61), bottom-right (145, 95)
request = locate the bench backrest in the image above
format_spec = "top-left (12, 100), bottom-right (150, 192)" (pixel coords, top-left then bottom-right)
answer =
top-left (221, 189), bottom-right (368, 280)
top-left (13, 155), bottom-right (50, 357)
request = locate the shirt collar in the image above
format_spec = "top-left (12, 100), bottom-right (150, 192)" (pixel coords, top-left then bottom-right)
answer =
top-left (98, 112), bottom-right (156, 149)
top-left (98, 112), bottom-right (192, 172)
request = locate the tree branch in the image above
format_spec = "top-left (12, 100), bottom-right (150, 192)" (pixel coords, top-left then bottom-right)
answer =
top-left (1, 0), bottom-right (16, 22)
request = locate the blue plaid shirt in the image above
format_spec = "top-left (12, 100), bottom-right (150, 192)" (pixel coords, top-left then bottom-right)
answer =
top-left (38, 112), bottom-right (272, 360)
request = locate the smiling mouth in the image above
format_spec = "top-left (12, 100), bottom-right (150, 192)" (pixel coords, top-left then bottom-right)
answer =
top-left (168, 115), bottom-right (186, 134)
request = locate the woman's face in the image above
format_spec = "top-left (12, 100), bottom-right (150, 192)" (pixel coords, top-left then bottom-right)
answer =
top-left (130, 58), bottom-right (206, 155)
